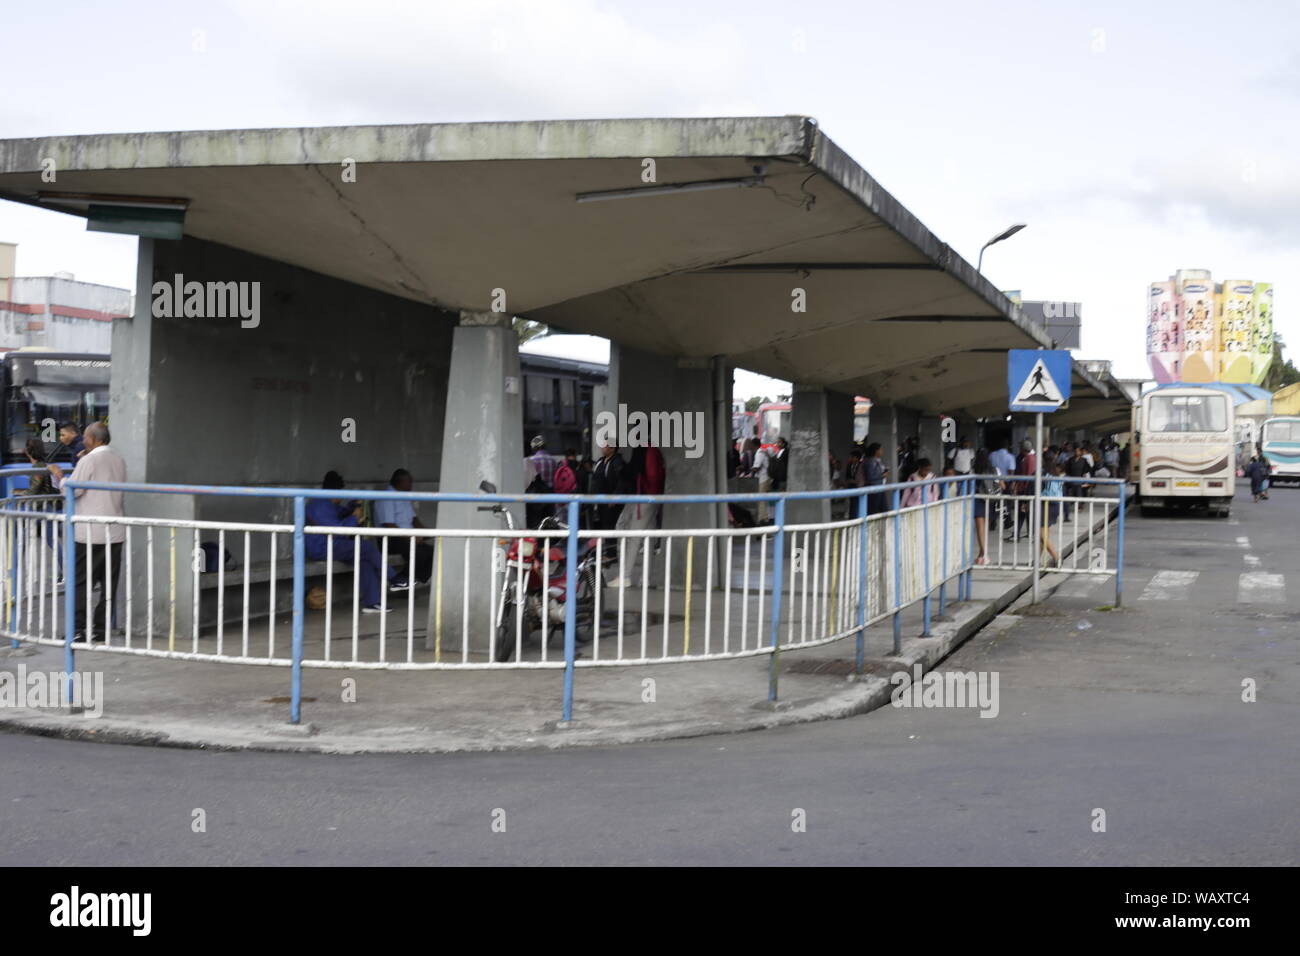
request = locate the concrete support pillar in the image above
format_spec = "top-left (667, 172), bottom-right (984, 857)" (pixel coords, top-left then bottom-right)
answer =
top-left (110, 239), bottom-right (199, 640)
top-left (918, 415), bottom-right (944, 468)
top-left (609, 345), bottom-right (725, 588)
top-left (871, 403), bottom-right (900, 488)
top-left (788, 385), bottom-right (830, 525)
top-left (826, 389), bottom-right (855, 459)
top-left (431, 311), bottom-right (523, 645)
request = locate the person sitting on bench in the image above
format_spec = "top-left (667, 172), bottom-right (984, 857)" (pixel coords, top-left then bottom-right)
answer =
top-left (373, 468), bottom-right (433, 585)
top-left (305, 471), bottom-right (407, 613)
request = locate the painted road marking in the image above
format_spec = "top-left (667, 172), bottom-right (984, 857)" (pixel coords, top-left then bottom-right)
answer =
top-left (1138, 570), bottom-right (1199, 601)
top-left (1235, 536), bottom-right (1251, 549)
top-left (1244, 554), bottom-right (1262, 568)
top-left (1238, 572), bottom-right (1285, 605)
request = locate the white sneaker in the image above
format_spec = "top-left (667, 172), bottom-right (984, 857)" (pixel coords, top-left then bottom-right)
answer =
top-left (362, 604), bottom-right (392, 614)
top-left (610, 577), bottom-right (635, 588)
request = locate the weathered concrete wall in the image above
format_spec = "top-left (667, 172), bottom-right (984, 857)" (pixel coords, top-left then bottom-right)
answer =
top-left (110, 237), bottom-right (457, 638)
top-left (114, 237), bottom-right (457, 497)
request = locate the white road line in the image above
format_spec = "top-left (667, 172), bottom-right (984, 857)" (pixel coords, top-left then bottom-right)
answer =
top-left (1138, 570), bottom-right (1199, 601)
top-left (1244, 554), bottom-right (1262, 568)
top-left (1238, 572), bottom-right (1285, 605)
top-left (1235, 536), bottom-right (1251, 549)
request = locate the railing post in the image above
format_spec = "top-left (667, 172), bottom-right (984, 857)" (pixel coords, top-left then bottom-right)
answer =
top-left (921, 488), bottom-right (931, 637)
top-left (1114, 481), bottom-right (1126, 608)
top-left (6, 475), bottom-right (18, 649)
top-left (959, 478), bottom-right (971, 600)
top-left (938, 481), bottom-right (949, 617)
top-left (63, 482), bottom-right (76, 696)
top-left (855, 489), bottom-right (868, 675)
top-left (767, 496), bottom-right (786, 701)
top-left (561, 499), bottom-right (580, 723)
top-left (891, 488), bottom-right (902, 655)
top-left (290, 495), bottom-right (306, 724)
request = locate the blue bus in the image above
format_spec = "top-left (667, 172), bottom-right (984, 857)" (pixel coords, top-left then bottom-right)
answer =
top-left (1260, 416), bottom-right (1300, 484)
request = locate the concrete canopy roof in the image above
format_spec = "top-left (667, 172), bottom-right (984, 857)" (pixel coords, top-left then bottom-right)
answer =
top-left (0, 116), bottom-right (1053, 415)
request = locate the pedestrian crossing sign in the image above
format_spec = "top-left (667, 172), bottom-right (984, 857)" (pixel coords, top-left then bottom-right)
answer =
top-left (1008, 349), bottom-right (1071, 413)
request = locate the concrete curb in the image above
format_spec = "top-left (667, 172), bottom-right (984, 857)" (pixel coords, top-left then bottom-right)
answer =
top-left (0, 500), bottom-right (1127, 754)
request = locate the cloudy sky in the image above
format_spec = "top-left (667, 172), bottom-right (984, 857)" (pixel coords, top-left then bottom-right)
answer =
top-left (2, 0), bottom-right (1297, 392)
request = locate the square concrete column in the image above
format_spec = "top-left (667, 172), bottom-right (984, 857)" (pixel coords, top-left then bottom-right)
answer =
top-left (609, 345), bottom-right (725, 588)
top-left (431, 311), bottom-right (524, 646)
top-left (110, 238), bottom-right (200, 641)
top-left (868, 403), bottom-right (899, 489)
top-left (788, 385), bottom-right (830, 525)
top-left (826, 389), bottom-right (855, 460)
top-left (918, 415), bottom-right (944, 469)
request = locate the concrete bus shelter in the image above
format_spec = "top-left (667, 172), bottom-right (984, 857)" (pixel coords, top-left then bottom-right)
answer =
top-left (0, 116), bottom-right (1122, 630)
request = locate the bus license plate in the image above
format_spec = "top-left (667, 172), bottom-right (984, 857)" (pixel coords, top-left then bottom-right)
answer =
top-left (1175, 480), bottom-right (1199, 488)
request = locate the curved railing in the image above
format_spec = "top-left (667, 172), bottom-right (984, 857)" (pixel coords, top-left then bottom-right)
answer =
top-left (0, 474), bottom-right (1126, 722)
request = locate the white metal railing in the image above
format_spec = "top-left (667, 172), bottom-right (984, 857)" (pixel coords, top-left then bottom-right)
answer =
top-left (0, 474), bottom-right (1127, 723)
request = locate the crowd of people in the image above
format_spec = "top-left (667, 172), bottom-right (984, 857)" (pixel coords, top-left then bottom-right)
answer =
top-left (18, 422), bottom-right (128, 643)
top-left (726, 430), bottom-right (1131, 567)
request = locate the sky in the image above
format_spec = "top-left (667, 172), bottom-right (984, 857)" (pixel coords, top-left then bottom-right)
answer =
top-left (2, 0), bottom-right (1298, 397)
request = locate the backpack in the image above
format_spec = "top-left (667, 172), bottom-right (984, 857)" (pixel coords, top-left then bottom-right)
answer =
top-left (769, 450), bottom-right (788, 486)
top-left (552, 460), bottom-right (577, 494)
top-left (641, 445), bottom-right (666, 494)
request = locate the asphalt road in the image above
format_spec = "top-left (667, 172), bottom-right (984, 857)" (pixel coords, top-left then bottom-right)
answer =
top-left (2, 480), bottom-right (1296, 865)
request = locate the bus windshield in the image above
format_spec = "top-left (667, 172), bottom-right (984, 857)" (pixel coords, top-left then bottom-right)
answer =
top-left (1263, 420), bottom-right (1300, 443)
top-left (2, 354), bottom-right (111, 464)
top-left (1148, 394), bottom-right (1228, 433)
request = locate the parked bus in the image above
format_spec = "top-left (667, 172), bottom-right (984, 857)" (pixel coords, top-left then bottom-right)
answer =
top-left (1260, 415), bottom-right (1300, 484)
top-left (2, 350), bottom-right (110, 466)
top-left (518, 352), bottom-right (606, 455)
top-left (755, 401), bottom-right (791, 448)
top-left (1133, 386), bottom-right (1235, 517)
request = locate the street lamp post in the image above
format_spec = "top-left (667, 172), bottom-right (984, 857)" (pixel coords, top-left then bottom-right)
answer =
top-left (977, 223), bottom-right (1027, 272)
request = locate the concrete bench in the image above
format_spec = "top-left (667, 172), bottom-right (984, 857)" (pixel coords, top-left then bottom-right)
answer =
top-left (197, 554), bottom-right (408, 629)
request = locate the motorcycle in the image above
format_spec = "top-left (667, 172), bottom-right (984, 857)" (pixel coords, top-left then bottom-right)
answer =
top-left (478, 482), bottom-right (601, 662)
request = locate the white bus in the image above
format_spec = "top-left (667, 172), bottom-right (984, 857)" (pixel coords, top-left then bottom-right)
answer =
top-left (1133, 387), bottom-right (1235, 518)
top-left (1260, 416), bottom-right (1300, 484)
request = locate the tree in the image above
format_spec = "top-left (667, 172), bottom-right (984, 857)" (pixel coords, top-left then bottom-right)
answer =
top-left (744, 395), bottom-right (771, 412)
top-left (513, 317), bottom-right (550, 345)
top-left (1263, 333), bottom-right (1300, 391)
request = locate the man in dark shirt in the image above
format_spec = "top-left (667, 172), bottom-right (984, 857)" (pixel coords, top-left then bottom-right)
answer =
top-left (1065, 444), bottom-right (1094, 499)
top-left (589, 444), bottom-right (626, 530)
top-left (50, 423), bottom-right (85, 466)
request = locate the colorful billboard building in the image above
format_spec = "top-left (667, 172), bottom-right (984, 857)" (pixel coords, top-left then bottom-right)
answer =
top-left (1219, 279), bottom-right (1255, 382)
top-left (1252, 283), bottom-right (1274, 383)
top-left (1179, 277), bottom-right (1218, 382)
top-left (1146, 280), bottom-right (1180, 383)
top-left (1147, 270), bottom-right (1274, 387)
